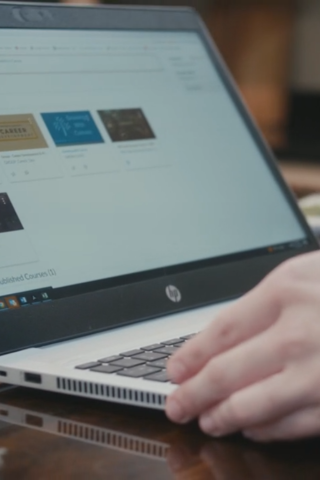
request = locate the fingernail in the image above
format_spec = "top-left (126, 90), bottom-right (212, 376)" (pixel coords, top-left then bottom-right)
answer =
top-left (200, 415), bottom-right (222, 437)
top-left (167, 360), bottom-right (186, 382)
top-left (166, 398), bottom-right (190, 424)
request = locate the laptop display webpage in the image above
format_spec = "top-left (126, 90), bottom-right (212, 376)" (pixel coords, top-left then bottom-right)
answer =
top-left (0, 28), bottom-right (306, 311)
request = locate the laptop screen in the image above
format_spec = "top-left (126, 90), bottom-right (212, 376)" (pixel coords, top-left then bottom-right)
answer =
top-left (0, 28), bottom-right (306, 311)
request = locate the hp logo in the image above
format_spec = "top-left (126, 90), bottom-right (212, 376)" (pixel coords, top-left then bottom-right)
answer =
top-left (165, 285), bottom-right (182, 303)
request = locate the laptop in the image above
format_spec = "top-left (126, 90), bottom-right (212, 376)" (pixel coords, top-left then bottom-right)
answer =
top-left (0, 2), bottom-right (317, 411)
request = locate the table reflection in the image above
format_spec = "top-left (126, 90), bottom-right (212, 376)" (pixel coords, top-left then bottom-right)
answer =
top-left (0, 385), bottom-right (319, 480)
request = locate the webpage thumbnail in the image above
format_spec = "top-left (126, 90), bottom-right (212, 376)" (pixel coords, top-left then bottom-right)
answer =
top-left (0, 193), bottom-right (23, 233)
top-left (0, 114), bottom-right (48, 152)
top-left (0, 193), bottom-right (37, 269)
top-left (98, 109), bottom-right (156, 142)
top-left (41, 111), bottom-right (104, 147)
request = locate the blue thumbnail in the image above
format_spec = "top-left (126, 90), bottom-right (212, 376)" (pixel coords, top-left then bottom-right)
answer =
top-left (41, 111), bottom-right (104, 147)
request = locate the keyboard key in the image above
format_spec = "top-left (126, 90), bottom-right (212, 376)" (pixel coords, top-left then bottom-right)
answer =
top-left (180, 333), bottom-right (197, 340)
top-left (147, 358), bottom-right (168, 369)
top-left (120, 349), bottom-right (142, 357)
top-left (160, 338), bottom-right (184, 346)
top-left (76, 361), bottom-right (101, 370)
top-left (98, 355), bottom-right (123, 363)
top-left (144, 370), bottom-right (170, 383)
top-left (169, 341), bottom-right (185, 348)
top-left (91, 365), bottom-right (123, 374)
top-left (118, 365), bottom-right (161, 378)
top-left (110, 358), bottom-right (145, 369)
top-left (141, 343), bottom-right (163, 351)
top-left (154, 346), bottom-right (180, 356)
top-left (134, 352), bottom-right (167, 362)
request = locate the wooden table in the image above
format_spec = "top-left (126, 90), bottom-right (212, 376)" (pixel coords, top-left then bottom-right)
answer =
top-left (0, 385), bottom-right (319, 479)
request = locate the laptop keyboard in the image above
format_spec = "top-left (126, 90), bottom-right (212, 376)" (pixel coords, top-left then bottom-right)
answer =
top-left (75, 333), bottom-right (196, 383)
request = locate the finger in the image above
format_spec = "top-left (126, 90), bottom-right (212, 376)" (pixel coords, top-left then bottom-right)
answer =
top-left (166, 328), bottom-right (283, 423)
top-left (244, 406), bottom-right (320, 442)
top-left (198, 370), bottom-right (311, 437)
top-left (168, 280), bottom-right (280, 384)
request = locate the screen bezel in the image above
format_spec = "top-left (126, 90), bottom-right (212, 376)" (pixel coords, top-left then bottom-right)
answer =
top-left (0, 2), bottom-right (317, 355)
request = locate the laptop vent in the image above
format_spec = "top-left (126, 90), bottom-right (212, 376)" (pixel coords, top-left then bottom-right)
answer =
top-left (57, 420), bottom-right (168, 459)
top-left (56, 377), bottom-right (166, 408)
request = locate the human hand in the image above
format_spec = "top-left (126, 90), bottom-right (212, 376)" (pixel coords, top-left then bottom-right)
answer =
top-left (166, 251), bottom-right (320, 441)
